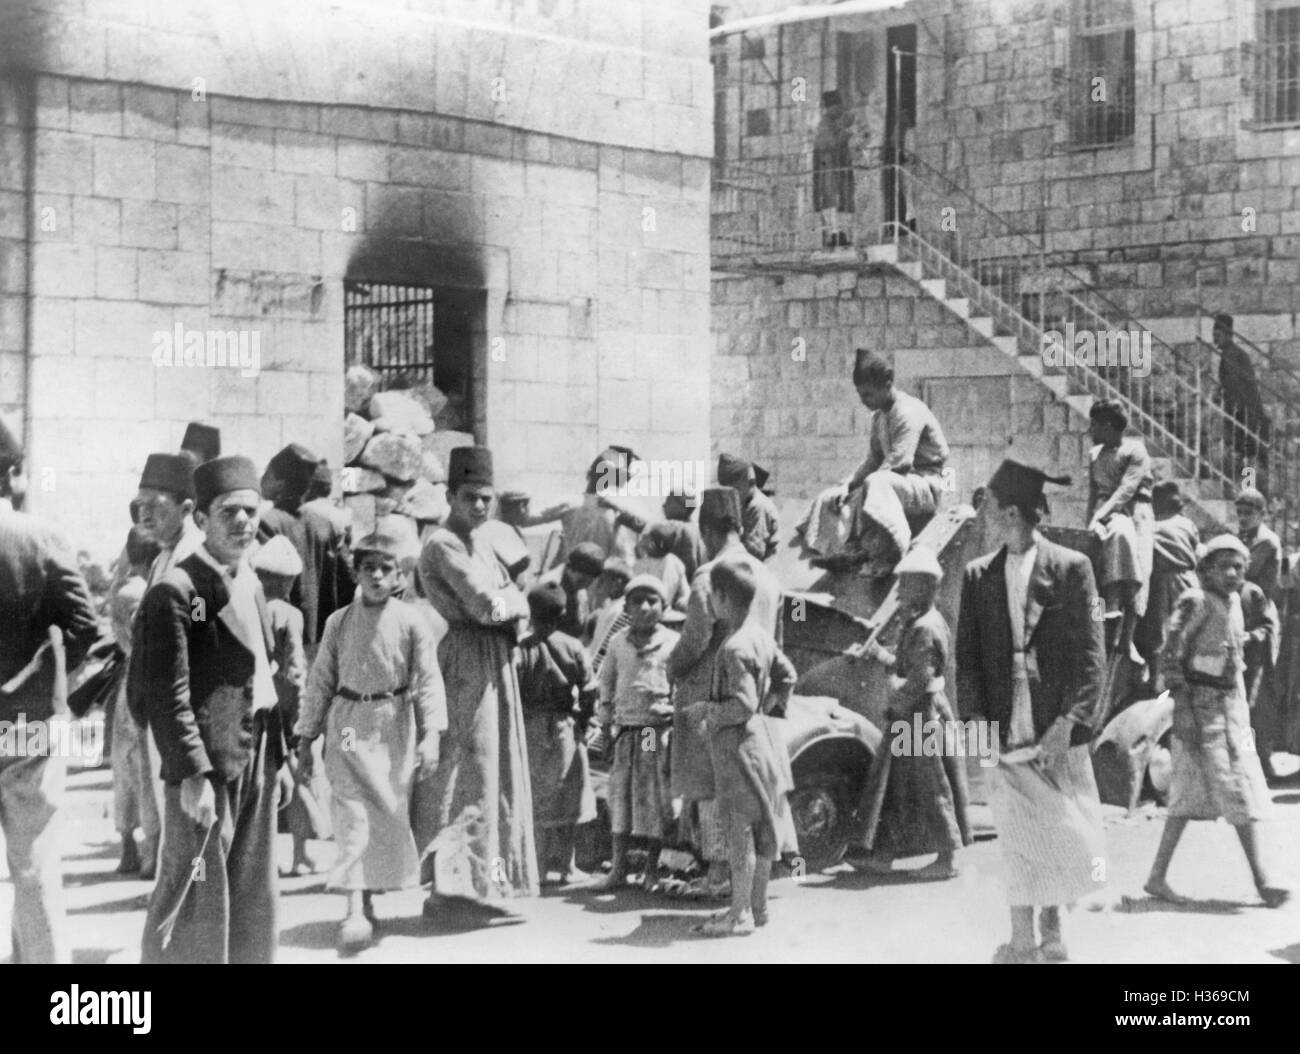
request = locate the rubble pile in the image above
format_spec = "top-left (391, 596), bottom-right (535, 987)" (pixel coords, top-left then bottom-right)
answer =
top-left (339, 364), bottom-right (473, 538)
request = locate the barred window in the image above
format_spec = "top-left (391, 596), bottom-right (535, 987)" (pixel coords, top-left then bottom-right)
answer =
top-left (1256, 2), bottom-right (1300, 125)
top-left (1069, 0), bottom-right (1135, 147)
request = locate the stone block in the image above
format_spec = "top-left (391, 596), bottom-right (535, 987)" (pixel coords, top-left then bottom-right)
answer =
top-left (122, 85), bottom-right (178, 141)
top-left (341, 466), bottom-right (386, 494)
top-left (210, 369), bottom-right (258, 415)
top-left (360, 431), bottom-right (423, 482)
top-left (69, 82), bottom-right (123, 138)
top-left (369, 389), bottom-right (435, 436)
top-left (274, 129), bottom-right (337, 176)
top-left (35, 131), bottom-right (94, 196)
top-left (95, 246), bottom-right (137, 300)
top-left (34, 242), bottom-right (96, 298)
top-left (93, 136), bottom-right (155, 200)
top-left (121, 200), bottom-right (178, 249)
top-left (30, 355), bottom-right (94, 417)
top-left (137, 250), bottom-right (208, 305)
top-left (155, 144), bottom-right (210, 205)
top-left (210, 166), bottom-right (295, 225)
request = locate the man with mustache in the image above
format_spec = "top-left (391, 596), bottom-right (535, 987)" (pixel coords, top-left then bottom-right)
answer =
top-left (135, 455), bottom-right (287, 963)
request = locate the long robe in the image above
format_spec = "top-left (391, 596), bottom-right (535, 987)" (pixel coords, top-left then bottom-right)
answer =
top-left (298, 596), bottom-right (446, 891)
top-left (415, 524), bottom-right (538, 899)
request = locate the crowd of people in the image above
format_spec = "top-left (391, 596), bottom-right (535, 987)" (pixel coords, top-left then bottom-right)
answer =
top-left (0, 335), bottom-right (1295, 964)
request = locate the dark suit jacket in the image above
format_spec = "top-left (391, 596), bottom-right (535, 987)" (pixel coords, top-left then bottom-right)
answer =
top-left (0, 509), bottom-right (99, 724)
top-left (132, 549), bottom-right (285, 784)
top-left (957, 536), bottom-right (1106, 748)
top-left (260, 504), bottom-right (353, 651)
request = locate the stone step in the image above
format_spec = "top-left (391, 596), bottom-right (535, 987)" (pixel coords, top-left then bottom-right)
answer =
top-left (1040, 375), bottom-right (1071, 399)
top-left (1065, 394), bottom-right (1095, 418)
top-left (992, 335), bottom-right (1019, 356)
top-left (920, 278), bottom-right (947, 299)
top-left (865, 243), bottom-right (899, 264)
top-left (945, 297), bottom-right (971, 318)
top-left (1016, 353), bottom-right (1046, 378)
top-left (967, 316), bottom-right (994, 338)
top-left (897, 260), bottom-right (924, 281)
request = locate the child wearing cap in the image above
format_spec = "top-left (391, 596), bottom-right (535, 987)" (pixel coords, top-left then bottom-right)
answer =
top-left (253, 535), bottom-right (318, 876)
top-left (593, 574), bottom-right (678, 891)
top-left (856, 547), bottom-right (971, 881)
top-left (519, 582), bottom-right (598, 884)
top-left (297, 517), bottom-right (448, 952)
top-left (1145, 534), bottom-right (1288, 908)
top-left (690, 557), bottom-right (798, 936)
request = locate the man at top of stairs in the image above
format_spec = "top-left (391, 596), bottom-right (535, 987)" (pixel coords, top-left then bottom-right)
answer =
top-left (1088, 399), bottom-right (1155, 660)
top-left (794, 349), bottom-right (950, 577)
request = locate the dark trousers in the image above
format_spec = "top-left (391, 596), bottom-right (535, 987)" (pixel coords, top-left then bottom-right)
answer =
top-left (141, 717), bottom-right (278, 964)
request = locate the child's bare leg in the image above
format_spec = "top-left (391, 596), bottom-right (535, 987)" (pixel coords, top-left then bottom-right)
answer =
top-left (117, 831), bottom-right (141, 874)
top-left (553, 824), bottom-right (579, 880)
top-left (642, 840), bottom-right (662, 891)
top-left (727, 823), bottom-right (756, 922)
top-left (339, 890), bottom-right (373, 952)
top-left (291, 831), bottom-right (312, 874)
top-left (1233, 821), bottom-right (1288, 904)
top-left (991, 905), bottom-right (1036, 961)
top-left (1145, 817), bottom-right (1190, 902)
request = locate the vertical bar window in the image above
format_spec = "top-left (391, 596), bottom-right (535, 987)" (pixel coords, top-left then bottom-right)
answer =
top-left (1258, 3), bottom-right (1300, 125)
top-left (1069, 0), bottom-right (1135, 147)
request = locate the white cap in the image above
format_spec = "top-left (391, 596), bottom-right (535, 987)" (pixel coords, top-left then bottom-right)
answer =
top-left (894, 545), bottom-right (942, 579)
top-left (1196, 533), bottom-right (1249, 565)
top-left (252, 535), bottom-right (303, 577)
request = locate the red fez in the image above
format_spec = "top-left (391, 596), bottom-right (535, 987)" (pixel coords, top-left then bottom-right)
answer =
top-left (194, 455), bottom-right (261, 510)
top-left (448, 446), bottom-right (494, 488)
top-left (180, 422), bottom-right (221, 463)
top-left (717, 453), bottom-right (752, 487)
top-left (698, 486), bottom-right (743, 528)
top-left (138, 453), bottom-right (195, 501)
top-left (527, 581), bottom-right (567, 622)
top-left (987, 460), bottom-right (1072, 514)
top-left (267, 443), bottom-right (321, 499)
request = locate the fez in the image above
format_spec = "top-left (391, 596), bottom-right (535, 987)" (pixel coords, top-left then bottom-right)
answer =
top-left (1198, 533), bottom-right (1250, 565)
top-left (601, 557), bottom-right (633, 582)
top-left (567, 542), bottom-right (607, 577)
top-left (267, 443), bottom-right (321, 499)
top-left (987, 460), bottom-right (1072, 514)
top-left (1234, 487), bottom-right (1267, 512)
top-left (852, 348), bottom-right (893, 388)
top-left (697, 486), bottom-right (743, 528)
top-left (498, 489), bottom-right (530, 504)
top-left (625, 573), bottom-right (668, 604)
top-left (448, 446), bottom-right (494, 489)
top-left (1214, 312), bottom-right (1234, 332)
top-left (139, 453), bottom-right (195, 501)
top-left (527, 581), bottom-right (567, 622)
top-left (895, 545), bottom-right (943, 579)
top-left (194, 455), bottom-right (261, 511)
top-left (717, 453), bottom-right (752, 488)
top-left (252, 535), bottom-right (304, 577)
top-left (180, 422), bottom-right (221, 464)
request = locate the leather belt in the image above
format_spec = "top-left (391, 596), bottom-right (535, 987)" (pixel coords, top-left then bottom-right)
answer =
top-left (339, 686), bottom-right (408, 703)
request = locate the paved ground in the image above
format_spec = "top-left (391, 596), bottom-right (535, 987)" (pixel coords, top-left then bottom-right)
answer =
top-left (3, 758), bottom-right (1299, 964)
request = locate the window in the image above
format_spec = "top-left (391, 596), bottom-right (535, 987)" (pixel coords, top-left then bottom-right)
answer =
top-left (344, 282), bottom-right (482, 434)
top-left (1256, 2), bottom-right (1300, 125)
top-left (1069, 0), bottom-right (1135, 147)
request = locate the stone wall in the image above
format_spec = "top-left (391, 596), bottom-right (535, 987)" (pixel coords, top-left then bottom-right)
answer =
top-left (713, 265), bottom-right (1093, 525)
top-left (0, 0), bottom-right (714, 559)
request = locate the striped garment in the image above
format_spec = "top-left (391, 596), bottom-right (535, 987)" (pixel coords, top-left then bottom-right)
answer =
top-left (591, 610), bottom-right (632, 676)
top-left (988, 745), bottom-right (1107, 907)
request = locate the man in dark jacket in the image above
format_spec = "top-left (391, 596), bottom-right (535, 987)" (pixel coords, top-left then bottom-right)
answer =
top-left (135, 455), bottom-right (286, 964)
top-left (957, 460), bottom-right (1107, 964)
top-left (258, 443), bottom-right (352, 659)
top-left (0, 421), bottom-right (98, 963)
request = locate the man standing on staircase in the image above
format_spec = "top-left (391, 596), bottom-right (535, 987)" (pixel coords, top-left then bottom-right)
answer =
top-left (1087, 399), bottom-right (1154, 657)
top-left (1214, 314), bottom-right (1270, 487)
top-left (819, 350), bottom-right (949, 573)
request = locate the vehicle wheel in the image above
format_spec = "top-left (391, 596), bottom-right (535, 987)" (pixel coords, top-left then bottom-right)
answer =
top-left (789, 773), bottom-right (852, 873)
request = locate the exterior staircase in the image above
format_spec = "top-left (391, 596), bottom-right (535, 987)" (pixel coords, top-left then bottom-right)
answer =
top-left (859, 157), bottom-right (1300, 542)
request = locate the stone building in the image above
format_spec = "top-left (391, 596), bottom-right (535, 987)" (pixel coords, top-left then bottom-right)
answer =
top-left (711, 0), bottom-right (1300, 540)
top-left (0, 0), bottom-right (712, 559)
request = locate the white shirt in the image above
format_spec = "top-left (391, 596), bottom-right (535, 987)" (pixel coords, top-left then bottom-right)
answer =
top-left (1003, 542), bottom-right (1039, 747)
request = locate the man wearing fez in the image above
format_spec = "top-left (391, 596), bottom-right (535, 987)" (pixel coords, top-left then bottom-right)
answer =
top-left (135, 455), bottom-right (287, 964)
top-left (258, 442), bottom-right (353, 659)
top-left (717, 453), bottom-right (780, 562)
top-left (0, 421), bottom-right (99, 963)
top-left (957, 461), bottom-right (1107, 963)
top-left (667, 486), bottom-right (783, 893)
top-left (416, 446), bottom-right (537, 913)
top-left (822, 350), bottom-right (950, 572)
top-left (181, 421), bottom-right (221, 465)
top-left (1087, 398), bottom-right (1154, 657)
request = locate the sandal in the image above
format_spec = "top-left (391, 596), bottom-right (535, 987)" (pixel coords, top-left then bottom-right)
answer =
top-left (338, 915), bottom-right (374, 953)
top-left (693, 912), bottom-right (756, 937)
top-left (1039, 939), bottom-right (1069, 962)
top-left (1258, 886), bottom-right (1290, 909)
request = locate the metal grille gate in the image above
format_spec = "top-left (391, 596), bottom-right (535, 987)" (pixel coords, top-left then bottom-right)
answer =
top-left (343, 281), bottom-right (437, 385)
